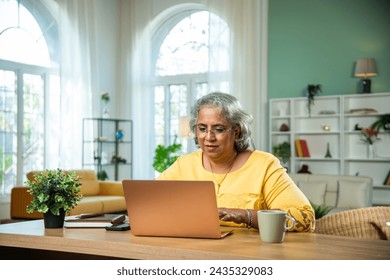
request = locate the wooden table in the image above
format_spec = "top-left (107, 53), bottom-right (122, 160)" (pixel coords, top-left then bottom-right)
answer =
top-left (0, 220), bottom-right (389, 260)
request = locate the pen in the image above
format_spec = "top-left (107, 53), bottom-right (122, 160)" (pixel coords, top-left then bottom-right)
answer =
top-left (76, 213), bottom-right (103, 219)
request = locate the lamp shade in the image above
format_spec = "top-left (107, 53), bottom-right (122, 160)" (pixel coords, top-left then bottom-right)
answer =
top-left (354, 58), bottom-right (378, 78)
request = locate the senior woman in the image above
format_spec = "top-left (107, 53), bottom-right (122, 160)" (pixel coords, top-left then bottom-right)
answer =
top-left (158, 92), bottom-right (315, 232)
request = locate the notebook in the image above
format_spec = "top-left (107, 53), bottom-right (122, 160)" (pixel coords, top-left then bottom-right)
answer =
top-left (122, 180), bottom-right (233, 239)
top-left (64, 214), bottom-right (126, 228)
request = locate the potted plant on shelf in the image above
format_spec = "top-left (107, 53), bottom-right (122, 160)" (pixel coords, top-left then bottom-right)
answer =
top-left (306, 84), bottom-right (321, 117)
top-left (371, 114), bottom-right (390, 133)
top-left (26, 169), bottom-right (82, 228)
top-left (272, 142), bottom-right (291, 171)
top-left (101, 91), bottom-right (110, 118)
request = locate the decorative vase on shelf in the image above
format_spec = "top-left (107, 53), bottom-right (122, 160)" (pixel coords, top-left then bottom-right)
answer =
top-left (116, 129), bottom-right (124, 141)
top-left (367, 144), bottom-right (375, 159)
top-left (102, 105), bottom-right (110, 118)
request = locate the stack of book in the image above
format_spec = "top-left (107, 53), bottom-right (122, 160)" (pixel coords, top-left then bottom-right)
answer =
top-left (295, 139), bottom-right (310, 157)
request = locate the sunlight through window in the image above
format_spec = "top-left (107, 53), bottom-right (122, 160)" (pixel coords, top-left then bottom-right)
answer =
top-left (153, 10), bottom-right (230, 157)
top-left (0, 0), bottom-right (50, 67)
top-left (156, 11), bottom-right (228, 76)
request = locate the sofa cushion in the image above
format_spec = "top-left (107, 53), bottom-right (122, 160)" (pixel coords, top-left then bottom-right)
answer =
top-left (68, 196), bottom-right (126, 215)
top-left (76, 170), bottom-right (100, 196)
top-left (100, 196), bottom-right (127, 213)
top-left (298, 181), bottom-right (327, 205)
top-left (68, 196), bottom-right (104, 215)
top-left (289, 173), bottom-right (373, 210)
top-left (337, 180), bottom-right (369, 209)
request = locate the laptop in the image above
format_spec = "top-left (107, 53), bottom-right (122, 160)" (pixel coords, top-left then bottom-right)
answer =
top-left (122, 180), bottom-right (233, 239)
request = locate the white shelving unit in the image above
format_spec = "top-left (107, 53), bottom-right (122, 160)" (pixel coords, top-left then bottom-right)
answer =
top-left (269, 92), bottom-right (390, 205)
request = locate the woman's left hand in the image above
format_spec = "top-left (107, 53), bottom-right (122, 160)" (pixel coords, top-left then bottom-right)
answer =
top-left (218, 207), bottom-right (247, 225)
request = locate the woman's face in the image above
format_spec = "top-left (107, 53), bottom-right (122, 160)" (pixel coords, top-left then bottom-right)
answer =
top-left (196, 106), bottom-right (237, 160)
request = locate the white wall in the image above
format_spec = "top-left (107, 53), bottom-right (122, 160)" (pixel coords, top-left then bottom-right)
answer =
top-left (0, 197), bottom-right (10, 220)
top-left (93, 0), bottom-right (120, 118)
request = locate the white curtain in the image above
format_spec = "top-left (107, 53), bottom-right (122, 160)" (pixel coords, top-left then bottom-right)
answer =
top-left (204, 0), bottom-right (268, 150)
top-left (50, 0), bottom-right (267, 179)
top-left (57, 0), bottom-right (97, 168)
top-left (117, 0), bottom-right (154, 179)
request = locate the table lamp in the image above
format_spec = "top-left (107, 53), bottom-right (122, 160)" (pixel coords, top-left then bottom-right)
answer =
top-left (354, 58), bottom-right (378, 93)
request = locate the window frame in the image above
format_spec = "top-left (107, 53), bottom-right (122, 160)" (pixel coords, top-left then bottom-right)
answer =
top-left (0, 0), bottom-right (58, 196)
top-left (0, 59), bottom-right (58, 193)
top-left (151, 8), bottom-right (229, 153)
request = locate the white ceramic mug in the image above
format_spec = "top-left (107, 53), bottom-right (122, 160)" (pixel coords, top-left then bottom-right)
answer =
top-left (257, 210), bottom-right (295, 243)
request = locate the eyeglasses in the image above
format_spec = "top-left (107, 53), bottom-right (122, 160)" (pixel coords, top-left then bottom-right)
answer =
top-left (196, 125), bottom-right (232, 136)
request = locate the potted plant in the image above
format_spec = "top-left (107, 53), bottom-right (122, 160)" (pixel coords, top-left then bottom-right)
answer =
top-left (307, 84), bottom-right (321, 117)
top-left (310, 202), bottom-right (333, 219)
top-left (97, 169), bottom-right (108, 181)
top-left (26, 169), bottom-right (82, 228)
top-left (101, 92), bottom-right (110, 118)
top-left (371, 114), bottom-right (390, 133)
top-left (360, 127), bottom-right (380, 158)
top-left (272, 142), bottom-right (291, 168)
top-left (153, 141), bottom-right (182, 173)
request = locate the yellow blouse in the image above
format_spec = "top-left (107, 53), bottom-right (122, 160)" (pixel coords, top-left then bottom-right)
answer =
top-left (158, 150), bottom-right (315, 232)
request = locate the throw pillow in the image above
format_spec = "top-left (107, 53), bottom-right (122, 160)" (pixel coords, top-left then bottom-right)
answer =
top-left (298, 181), bottom-right (327, 205)
top-left (337, 180), bottom-right (368, 209)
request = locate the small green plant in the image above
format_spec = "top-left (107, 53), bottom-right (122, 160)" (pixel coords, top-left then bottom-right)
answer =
top-left (26, 169), bottom-right (82, 216)
top-left (153, 142), bottom-right (182, 173)
top-left (310, 202), bottom-right (333, 219)
top-left (100, 92), bottom-right (110, 103)
top-left (97, 170), bottom-right (108, 181)
top-left (307, 84), bottom-right (321, 116)
top-left (370, 114), bottom-right (390, 133)
top-left (272, 142), bottom-right (291, 164)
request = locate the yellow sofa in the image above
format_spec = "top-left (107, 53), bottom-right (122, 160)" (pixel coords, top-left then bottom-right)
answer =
top-left (10, 169), bottom-right (126, 219)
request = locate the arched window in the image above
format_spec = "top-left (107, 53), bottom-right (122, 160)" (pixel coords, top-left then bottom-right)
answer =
top-left (152, 9), bottom-right (230, 154)
top-left (0, 0), bottom-right (50, 66)
top-left (0, 0), bottom-right (58, 195)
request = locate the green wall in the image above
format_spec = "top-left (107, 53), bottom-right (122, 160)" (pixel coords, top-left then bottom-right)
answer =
top-left (268, 0), bottom-right (390, 98)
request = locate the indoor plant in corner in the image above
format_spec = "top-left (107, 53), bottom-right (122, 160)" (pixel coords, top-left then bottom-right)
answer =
top-left (26, 169), bottom-right (82, 228)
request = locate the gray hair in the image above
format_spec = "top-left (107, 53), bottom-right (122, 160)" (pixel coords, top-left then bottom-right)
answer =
top-left (189, 92), bottom-right (253, 152)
